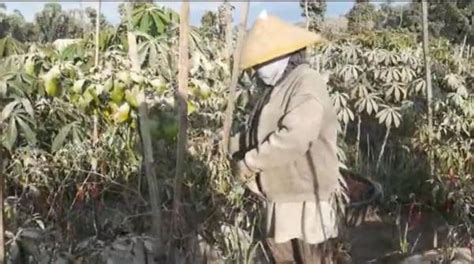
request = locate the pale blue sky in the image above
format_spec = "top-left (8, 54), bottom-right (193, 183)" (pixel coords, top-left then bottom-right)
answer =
top-left (4, 1), bottom-right (357, 26)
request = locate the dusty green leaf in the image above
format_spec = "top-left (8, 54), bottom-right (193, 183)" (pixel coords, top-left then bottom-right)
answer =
top-left (52, 123), bottom-right (74, 152)
top-left (113, 102), bottom-right (131, 123)
top-left (1, 100), bottom-right (19, 123)
top-left (393, 113), bottom-right (401, 128)
top-left (385, 112), bottom-right (393, 128)
top-left (72, 79), bottom-right (86, 93)
top-left (72, 128), bottom-right (81, 145)
top-left (140, 12), bottom-right (151, 33)
top-left (5, 117), bottom-right (18, 151)
top-left (17, 117), bottom-right (36, 145)
top-left (0, 81), bottom-right (6, 96)
top-left (376, 109), bottom-right (388, 124)
top-left (21, 98), bottom-right (35, 119)
top-left (372, 98), bottom-right (379, 114)
top-left (188, 101), bottom-right (197, 115)
top-left (366, 99), bottom-right (373, 115)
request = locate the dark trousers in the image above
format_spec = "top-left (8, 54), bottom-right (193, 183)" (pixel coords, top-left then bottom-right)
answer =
top-left (265, 239), bottom-right (334, 264)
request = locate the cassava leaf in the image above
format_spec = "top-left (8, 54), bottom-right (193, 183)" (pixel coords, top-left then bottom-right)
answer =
top-left (4, 117), bottom-right (17, 151)
top-left (1, 100), bottom-right (19, 123)
top-left (385, 112), bottom-right (393, 128)
top-left (52, 123), bottom-right (74, 152)
top-left (21, 98), bottom-right (35, 119)
top-left (17, 117), bottom-right (36, 145)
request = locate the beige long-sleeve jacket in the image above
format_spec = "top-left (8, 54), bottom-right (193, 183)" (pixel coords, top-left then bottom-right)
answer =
top-left (230, 64), bottom-right (341, 202)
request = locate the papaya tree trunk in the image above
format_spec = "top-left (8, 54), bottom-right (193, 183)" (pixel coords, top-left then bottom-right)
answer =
top-left (222, 2), bottom-right (250, 154)
top-left (172, 1), bottom-right (190, 229)
top-left (376, 126), bottom-right (391, 171)
top-left (94, 0), bottom-right (101, 67)
top-left (421, 0), bottom-right (434, 176)
top-left (125, 2), bottom-right (163, 257)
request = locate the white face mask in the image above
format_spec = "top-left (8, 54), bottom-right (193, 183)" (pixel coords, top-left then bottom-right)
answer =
top-left (256, 55), bottom-right (290, 86)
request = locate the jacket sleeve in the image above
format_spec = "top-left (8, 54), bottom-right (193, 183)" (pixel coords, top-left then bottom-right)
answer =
top-left (242, 73), bottom-right (325, 173)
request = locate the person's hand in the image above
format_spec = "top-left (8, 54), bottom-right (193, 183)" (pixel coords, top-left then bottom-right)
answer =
top-left (231, 158), bottom-right (265, 199)
top-left (231, 159), bottom-right (253, 182)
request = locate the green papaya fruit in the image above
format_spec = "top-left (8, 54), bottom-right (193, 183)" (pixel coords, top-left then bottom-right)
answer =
top-left (24, 58), bottom-right (36, 76)
top-left (110, 80), bottom-right (125, 104)
top-left (43, 66), bottom-right (61, 96)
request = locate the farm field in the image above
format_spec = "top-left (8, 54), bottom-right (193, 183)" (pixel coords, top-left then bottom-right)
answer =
top-left (0, 1), bottom-right (472, 263)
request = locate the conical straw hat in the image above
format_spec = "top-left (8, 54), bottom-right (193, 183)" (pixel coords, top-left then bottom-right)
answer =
top-left (240, 11), bottom-right (326, 70)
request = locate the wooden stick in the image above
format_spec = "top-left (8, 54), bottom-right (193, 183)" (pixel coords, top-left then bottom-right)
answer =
top-left (221, 1), bottom-right (250, 154)
top-left (125, 1), bottom-right (163, 257)
top-left (422, 0), bottom-right (434, 177)
top-left (224, 1), bottom-right (233, 60)
top-left (171, 1), bottom-right (190, 230)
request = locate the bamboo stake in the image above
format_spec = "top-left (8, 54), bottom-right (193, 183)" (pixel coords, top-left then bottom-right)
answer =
top-left (422, 0), bottom-right (434, 176)
top-left (125, 1), bottom-right (163, 257)
top-left (171, 1), bottom-right (190, 230)
top-left (222, 1), bottom-right (250, 154)
top-left (94, 0), bottom-right (101, 68)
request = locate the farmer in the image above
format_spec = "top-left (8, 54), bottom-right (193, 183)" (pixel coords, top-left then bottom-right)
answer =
top-left (229, 11), bottom-right (346, 264)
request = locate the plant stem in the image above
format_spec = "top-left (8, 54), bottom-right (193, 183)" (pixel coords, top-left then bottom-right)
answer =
top-left (356, 114), bottom-right (361, 167)
top-left (377, 126), bottom-right (391, 171)
top-left (94, 0), bottom-right (101, 68)
top-left (398, 4), bottom-right (404, 29)
top-left (343, 122), bottom-right (348, 140)
top-left (458, 34), bottom-right (467, 59)
top-left (421, 0), bottom-right (434, 177)
top-left (91, 113), bottom-right (99, 237)
top-left (222, 1), bottom-right (250, 154)
top-left (125, 1), bottom-right (162, 257)
top-left (366, 132), bottom-right (370, 171)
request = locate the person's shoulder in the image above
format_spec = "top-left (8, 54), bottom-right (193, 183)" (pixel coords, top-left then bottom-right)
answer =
top-left (298, 65), bottom-right (328, 86)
